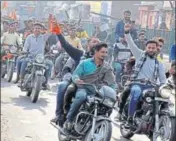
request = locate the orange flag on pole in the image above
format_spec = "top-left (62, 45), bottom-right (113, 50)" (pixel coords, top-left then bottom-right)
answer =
top-left (8, 11), bottom-right (13, 19)
top-left (12, 10), bottom-right (17, 20)
top-left (2, 1), bottom-right (8, 9)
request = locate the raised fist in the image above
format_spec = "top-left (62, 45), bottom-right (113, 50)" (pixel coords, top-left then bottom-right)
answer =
top-left (124, 23), bottom-right (131, 32)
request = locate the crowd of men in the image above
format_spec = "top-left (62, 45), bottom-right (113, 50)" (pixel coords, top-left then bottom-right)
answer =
top-left (1, 9), bottom-right (175, 132)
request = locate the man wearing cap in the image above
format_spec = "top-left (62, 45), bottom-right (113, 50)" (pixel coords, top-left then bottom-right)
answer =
top-left (14, 23), bottom-right (53, 89)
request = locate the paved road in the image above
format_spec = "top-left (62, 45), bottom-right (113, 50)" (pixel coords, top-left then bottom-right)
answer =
top-left (1, 75), bottom-right (151, 141)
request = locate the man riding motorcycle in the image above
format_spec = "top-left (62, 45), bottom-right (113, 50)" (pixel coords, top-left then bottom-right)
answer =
top-left (153, 37), bottom-right (165, 63)
top-left (115, 24), bottom-right (166, 123)
top-left (63, 42), bottom-right (116, 131)
top-left (14, 23), bottom-right (53, 89)
top-left (1, 21), bottom-right (22, 53)
top-left (51, 36), bottom-right (100, 126)
top-left (53, 26), bottom-right (84, 78)
top-left (65, 26), bottom-right (83, 50)
top-left (113, 36), bottom-right (132, 86)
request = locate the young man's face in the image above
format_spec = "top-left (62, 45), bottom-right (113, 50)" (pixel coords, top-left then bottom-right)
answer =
top-left (33, 25), bottom-right (42, 35)
top-left (124, 12), bottom-right (131, 21)
top-left (157, 41), bottom-right (164, 53)
top-left (87, 38), bottom-right (100, 51)
top-left (28, 21), bottom-right (33, 28)
top-left (9, 24), bottom-right (15, 31)
top-left (95, 47), bottom-right (108, 61)
top-left (139, 34), bottom-right (145, 41)
top-left (145, 43), bottom-right (157, 57)
top-left (3, 22), bottom-right (9, 28)
top-left (69, 29), bottom-right (76, 37)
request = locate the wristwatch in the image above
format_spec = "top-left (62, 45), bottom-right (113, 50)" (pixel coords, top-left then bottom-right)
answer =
top-left (125, 30), bottom-right (130, 34)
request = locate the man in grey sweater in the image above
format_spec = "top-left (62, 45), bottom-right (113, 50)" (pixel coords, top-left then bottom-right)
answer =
top-left (115, 24), bottom-right (166, 122)
top-left (15, 23), bottom-right (53, 89)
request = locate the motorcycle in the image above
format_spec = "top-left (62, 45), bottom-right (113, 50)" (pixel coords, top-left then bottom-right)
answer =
top-left (52, 51), bottom-right (69, 80)
top-left (48, 45), bottom-right (63, 80)
top-left (119, 79), bottom-right (175, 141)
top-left (1, 45), bottom-right (19, 82)
top-left (52, 84), bottom-right (116, 141)
top-left (20, 53), bottom-right (48, 103)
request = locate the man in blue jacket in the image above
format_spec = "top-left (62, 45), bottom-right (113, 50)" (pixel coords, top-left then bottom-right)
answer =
top-left (169, 43), bottom-right (176, 62)
top-left (115, 10), bottom-right (137, 43)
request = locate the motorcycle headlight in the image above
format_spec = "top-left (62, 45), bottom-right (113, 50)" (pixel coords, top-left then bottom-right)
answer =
top-left (159, 85), bottom-right (171, 99)
top-left (102, 98), bottom-right (115, 108)
top-left (35, 54), bottom-right (44, 63)
top-left (145, 97), bottom-right (153, 103)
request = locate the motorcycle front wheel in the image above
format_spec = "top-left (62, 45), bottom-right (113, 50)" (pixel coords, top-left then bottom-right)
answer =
top-left (1, 64), bottom-right (6, 78)
top-left (83, 120), bottom-right (112, 141)
top-left (31, 75), bottom-right (42, 103)
top-left (6, 61), bottom-right (14, 82)
top-left (152, 116), bottom-right (176, 141)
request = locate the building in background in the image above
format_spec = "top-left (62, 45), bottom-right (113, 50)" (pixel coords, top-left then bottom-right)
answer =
top-left (137, 1), bottom-right (175, 29)
top-left (110, 1), bottom-right (141, 25)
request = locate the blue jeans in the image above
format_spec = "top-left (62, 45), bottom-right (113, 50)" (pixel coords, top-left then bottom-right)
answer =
top-left (20, 57), bottom-right (32, 78)
top-left (115, 62), bottom-right (123, 83)
top-left (67, 87), bottom-right (95, 121)
top-left (44, 59), bottom-right (53, 84)
top-left (128, 84), bottom-right (153, 117)
top-left (55, 81), bottom-right (70, 117)
top-left (16, 56), bottom-right (25, 77)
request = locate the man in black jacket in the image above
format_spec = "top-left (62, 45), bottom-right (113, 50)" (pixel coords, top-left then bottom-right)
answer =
top-left (50, 29), bottom-right (100, 126)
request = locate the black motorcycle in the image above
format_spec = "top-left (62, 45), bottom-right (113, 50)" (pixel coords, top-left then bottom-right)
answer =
top-left (1, 45), bottom-right (19, 82)
top-left (20, 53), bottom-right (48, 103)
top-left (52, 51), bottom-right (69, 80)
top-left (119, 79), bottom-right (175, 141)
top-left (52, 84), bottom-right (116, 141)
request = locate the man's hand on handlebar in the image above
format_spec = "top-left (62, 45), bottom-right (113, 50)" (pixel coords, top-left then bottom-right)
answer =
top-left (75, 79), bottom-right (85, 84)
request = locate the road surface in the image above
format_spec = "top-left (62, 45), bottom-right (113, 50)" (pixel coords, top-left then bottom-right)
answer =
top-left (1, 76), bottom-right (151, 141)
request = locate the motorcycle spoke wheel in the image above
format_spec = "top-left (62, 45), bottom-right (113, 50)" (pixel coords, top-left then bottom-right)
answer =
top-left (84, 121), bottom-right (112, 141)
top-left (155, 116), bottom-right (172, 141)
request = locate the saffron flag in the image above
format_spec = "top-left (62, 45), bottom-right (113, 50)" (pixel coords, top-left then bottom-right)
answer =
top-left (2, 1), bottom-right (8, 9)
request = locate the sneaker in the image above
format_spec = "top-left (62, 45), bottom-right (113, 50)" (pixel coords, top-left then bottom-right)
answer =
top-left (17, 79), bottom-right (23, 87)
top-left (13, 77), bottom-right (19, 84)
top-left (50, 116), bottom-right (59, 125)
top-left (124, 117), bottom-right (133, 129)
top-left (114, 112), bottom-right (122, 121)
top-left (64, 120), bottom-right (73, 131)
top-left (42, 84), bottom-right (50, 90)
